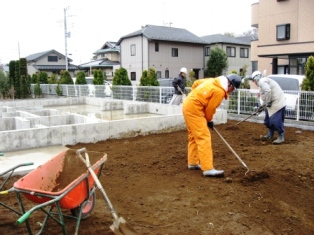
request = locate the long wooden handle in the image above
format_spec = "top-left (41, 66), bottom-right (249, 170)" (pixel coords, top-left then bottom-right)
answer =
top-left (213, 127), bottom-right (249, 170)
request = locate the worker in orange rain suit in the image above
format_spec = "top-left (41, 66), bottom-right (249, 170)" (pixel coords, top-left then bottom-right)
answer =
top-left (182, 74), bottom-right (242, 177)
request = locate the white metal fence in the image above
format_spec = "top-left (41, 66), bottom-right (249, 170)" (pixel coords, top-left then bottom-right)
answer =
top-left (32, 84), bottom-right (314, 122)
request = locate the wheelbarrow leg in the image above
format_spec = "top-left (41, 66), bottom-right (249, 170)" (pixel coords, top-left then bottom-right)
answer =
top-left (15, 191), bottom-right (33, 235)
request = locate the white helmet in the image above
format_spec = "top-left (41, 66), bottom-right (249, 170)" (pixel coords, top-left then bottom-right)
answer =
top-left (180, 67), bottom-right (187, 74)
top-left (251, 71), bottom-right (263, 81)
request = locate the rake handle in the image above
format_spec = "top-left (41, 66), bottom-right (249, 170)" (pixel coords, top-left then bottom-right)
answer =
top-left (213, 127), bottom-right (249, 170)
top-left (76, 148), bottom-right (119, 221)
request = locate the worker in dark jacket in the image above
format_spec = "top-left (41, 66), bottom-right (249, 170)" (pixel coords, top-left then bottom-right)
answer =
top-left (169, 67), bottom-right (187, 105)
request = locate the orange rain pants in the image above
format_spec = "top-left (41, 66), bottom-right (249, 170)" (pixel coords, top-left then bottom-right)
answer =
top-left (182, 78), bottom-right (228, 171)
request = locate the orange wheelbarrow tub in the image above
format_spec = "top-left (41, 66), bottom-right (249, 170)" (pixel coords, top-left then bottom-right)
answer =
top-left (1, 148), bottom-right (107, 235)
top-left (14, 149), bottom-right (106, 210)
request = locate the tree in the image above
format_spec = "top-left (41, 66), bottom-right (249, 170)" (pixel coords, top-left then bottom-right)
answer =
top-left (8, 60), bottom-right (15, 88)
top-left (93, 69), bottom-right (104, 85)
top-left (186, 70), bottom-right (196, 87)
top-left (38, 71), bottom-right (49, 84)
top-left (59, 70), bottom-right (73, 84)
top-left (139, 68), bottom-right (159, 86)
top-left (0, 70), bottom-right (10, 99)
top-left (75, 71), bottom-right (87, 84)
top-left (33, 83), bottom-right (42, 98)
top-left (48, 73), bottom-right (58, 84)
top-left (31, 74), bottom-right (38, 83)
top-left (299, 56), bottom-right (314, 118)
top-left (238, 28), bottom-right (258, 38)
top-left (224, 32), bottom-right (236, 37)
top-left (14, 60), bottom-right (22, 99)
top-left (205, 46), bottom-right (228, 77)
top-left (112, 67), bottom-right (131, 85)
top-left (19, 58), bottom-right (31, 99)
top-left (301, 56), bottom-right (314, 91)
top-left (239, 64), bottom-right (250, 89)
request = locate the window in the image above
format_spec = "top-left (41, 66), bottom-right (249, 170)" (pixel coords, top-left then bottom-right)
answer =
top-left (226, 47), bottom-right (236, 57)
top-left (172, 48), bottom-right (178, 57)
top-left (130, 72), bottom-right (136, 81)
top-left (131, 44), bottom-right (136, 56)
top-left (156, 71), bottom-right (161, 78)
top-left (155, 43), bottom-right (159, 52)
top-left (277, 24), bottom-right (290, 41)
top-left (252, 61), bottom-right (258, 73)
top-left (205, 47), bottom-right (210, 56)
top-left (289, 57), bottom-right (306, 75)
top-left (240, 48), bottom-right (249, 58)
top-left (165, 69), bottom-right (169, 78)
top-left (48, 56), bottom-right (58, 62)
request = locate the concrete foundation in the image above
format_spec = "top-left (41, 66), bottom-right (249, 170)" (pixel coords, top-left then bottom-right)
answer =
top-left (0, 97), bottom-right (227, 152)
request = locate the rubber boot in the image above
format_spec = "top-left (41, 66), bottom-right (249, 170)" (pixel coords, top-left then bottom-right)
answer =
top-left (262, 129), bottom-right (274, 140)
top-left (273, 132), bottom-right (285, 144)
top-left (203, 169), bottom-right (224, 177)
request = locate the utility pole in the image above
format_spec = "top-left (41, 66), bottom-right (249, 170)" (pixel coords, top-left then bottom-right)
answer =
top-left (18, 42), bottom-right (20, 59)
top-left (64, 7), bottom-right (70, 71)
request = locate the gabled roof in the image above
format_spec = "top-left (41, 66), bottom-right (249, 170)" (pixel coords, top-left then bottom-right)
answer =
top-left (117, 25), bottom-right (207, 45)
top-left (201, 34), bottom-right (251, 46)
top-left (100, 41), bottom-right (118, 50)
top-left (93, 47), bottom-right (120, 55)
top-left (26, 49), bottom-right (73, 62)
top-left (94, 41), bottom-right (120, 55)
top-left (78, 58), bottom-right (120, 69)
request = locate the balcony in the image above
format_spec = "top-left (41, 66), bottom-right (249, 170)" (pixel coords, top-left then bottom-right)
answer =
top-left (251, 2), bottom-right (259, 28)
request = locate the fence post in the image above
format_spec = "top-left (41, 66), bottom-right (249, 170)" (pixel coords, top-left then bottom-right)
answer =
top-left (237, 89), bottom-right (241, 114)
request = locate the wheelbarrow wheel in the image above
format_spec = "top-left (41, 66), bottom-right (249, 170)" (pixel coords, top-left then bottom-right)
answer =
top-left (71, 191), bottom-right (96, 220)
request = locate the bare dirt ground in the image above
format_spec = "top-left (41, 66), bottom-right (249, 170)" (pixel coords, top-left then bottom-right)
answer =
top-left (1, 120), bottom-right (314, 235)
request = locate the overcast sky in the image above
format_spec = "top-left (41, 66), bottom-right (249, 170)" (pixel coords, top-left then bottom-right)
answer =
top-left (0, 0), bottom-right (258, 65)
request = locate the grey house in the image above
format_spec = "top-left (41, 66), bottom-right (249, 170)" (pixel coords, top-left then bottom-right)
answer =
top-left (116, 24), bottom-right (208, 85)
top-left (78, 41), bottom-right (120, 80)
top-left (26, 49), bottom-right (77, 78)
top-left (202, 34), bottom-right (253, 75)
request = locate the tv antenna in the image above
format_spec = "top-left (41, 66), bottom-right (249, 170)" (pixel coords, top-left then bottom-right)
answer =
top-left (163, 21), bottom-right (173, 27)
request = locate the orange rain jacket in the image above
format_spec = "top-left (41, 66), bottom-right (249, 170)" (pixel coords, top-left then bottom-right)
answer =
top-left (182, 77), bottom-right (228, 170)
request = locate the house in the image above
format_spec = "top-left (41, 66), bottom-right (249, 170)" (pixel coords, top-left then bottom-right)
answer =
top-left (116, 24), bottom-right (208, 85)
top-left (251, 0), bottom-right (314, 75)
top-left (201, 34), bottom-right (253, 75)
top-left (78, 41), bottom-right (120, 81)
top-left (26, 49), bottom-right (77, 78)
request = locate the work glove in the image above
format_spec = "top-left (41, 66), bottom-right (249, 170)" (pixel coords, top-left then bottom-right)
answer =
top-left (266, 102), bottom-right (272, 108)
top-left (207, 121), bottom-right (214, 130)
top-left (257, 104), bottom-right (266, 113)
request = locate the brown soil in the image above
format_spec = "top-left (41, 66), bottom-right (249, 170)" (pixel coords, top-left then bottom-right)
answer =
top-left (1, 120), bottom-right (314, 235)
top-left (52, 150), bottom-right (105, 192)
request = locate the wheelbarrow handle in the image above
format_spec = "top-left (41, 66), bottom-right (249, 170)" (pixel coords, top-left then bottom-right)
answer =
top-left (0, 162), bottom-right (34, 176)
top-left (0, 187), bottom-right (14, 195)
top-left (22, 162), bottom-right (34, 166)
top-left (17, 212), bottom-right (31, 225)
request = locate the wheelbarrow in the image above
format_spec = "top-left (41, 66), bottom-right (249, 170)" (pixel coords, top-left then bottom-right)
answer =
top-left (0, 149), bottom-right (107, 235)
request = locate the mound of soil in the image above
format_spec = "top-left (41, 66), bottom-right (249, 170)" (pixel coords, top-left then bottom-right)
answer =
top-left (1, 120), bottom-right (313, 234)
